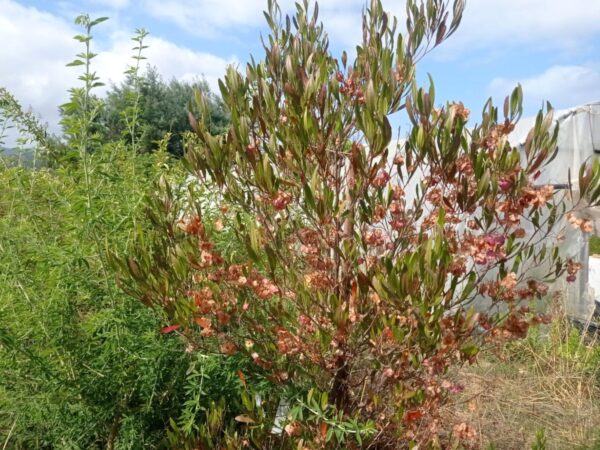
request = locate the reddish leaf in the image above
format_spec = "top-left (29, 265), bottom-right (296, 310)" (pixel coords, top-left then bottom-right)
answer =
top-left (404, 409), bottom-right (423, 423)
top-left (160, 324), bottom-right (180, 334)
top-left (195, 317), bottom-right (211, 328)
top-left (238, 370), bottom-right (246, 387)
top-left (319, 421), bottom-right (328, 439)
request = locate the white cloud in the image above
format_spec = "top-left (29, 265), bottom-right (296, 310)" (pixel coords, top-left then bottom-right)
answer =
top-left (95, 32), bottom-right (235, 94)
top-left (141, 0), bottom-right (282, 37)
top-left (140, 0), bottom-right (600, 57)
top-left (141, 0), bottom-right (385, 49)
top-left (88, 0), bottom-right (131, 8)
top-left (436, 0), bottom-right (600, 58)
top-left (0, 0), bottom-right (233, 141)
top-left (0, 0), bottom-right (79, 139)
top-left (488, 65), bottom-right (600, 112)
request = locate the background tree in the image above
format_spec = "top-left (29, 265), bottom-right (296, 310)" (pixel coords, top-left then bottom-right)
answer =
top-left (101, 66), bottom-right (229, 156)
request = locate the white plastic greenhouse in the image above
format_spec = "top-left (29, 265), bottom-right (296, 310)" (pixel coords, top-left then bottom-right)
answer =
top-left (508, 102), bottom-right (600, 322)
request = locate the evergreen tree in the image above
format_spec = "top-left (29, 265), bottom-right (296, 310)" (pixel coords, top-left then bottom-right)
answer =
top-left (101, 66), bottom-right (229, 156)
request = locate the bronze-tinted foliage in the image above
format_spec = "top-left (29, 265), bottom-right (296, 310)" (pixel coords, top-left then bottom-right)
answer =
top-left (115, 0), bottom-right (600, 447)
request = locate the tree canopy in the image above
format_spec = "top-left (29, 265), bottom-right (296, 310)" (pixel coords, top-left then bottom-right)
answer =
top-left (101, 66), bottom-right (229, 156)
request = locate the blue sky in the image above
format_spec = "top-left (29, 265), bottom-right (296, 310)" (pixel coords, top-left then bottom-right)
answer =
top-left (1, 0), bottom-right (600, 139)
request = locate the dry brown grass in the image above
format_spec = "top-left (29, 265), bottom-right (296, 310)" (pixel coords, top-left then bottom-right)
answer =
top-left (443, 312), bottom-right (600, 449)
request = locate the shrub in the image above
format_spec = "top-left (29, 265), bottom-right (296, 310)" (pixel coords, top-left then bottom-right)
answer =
top-left (0, 14), bottom-right (235, 449)
top-left (116, 0), bottom-right (600, 447)
top-left (0, 143), bottom-right (191, 448)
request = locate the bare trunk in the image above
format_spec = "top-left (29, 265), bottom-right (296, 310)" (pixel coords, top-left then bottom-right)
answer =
top-left (330, 355), bottom-right (350, 410)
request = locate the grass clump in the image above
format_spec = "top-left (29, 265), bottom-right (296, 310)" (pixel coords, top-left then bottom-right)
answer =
top-left (445, 303), bottom-right (600, 450)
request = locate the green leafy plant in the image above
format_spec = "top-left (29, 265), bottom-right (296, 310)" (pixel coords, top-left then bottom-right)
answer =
top-left (531, 429), bottom-right (547, 449)
top-left (60, 14), bottom-right (108, 161)
top-left (122, 28), bottom-right (150, 157)
top-left (0, 16), bottom-right (233, 450)
top-left (0, 145), bottom-right (194, 449)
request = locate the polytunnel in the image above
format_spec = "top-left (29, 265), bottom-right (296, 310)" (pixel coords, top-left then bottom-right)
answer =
top-left (508, 102), bottom-right (600, 323)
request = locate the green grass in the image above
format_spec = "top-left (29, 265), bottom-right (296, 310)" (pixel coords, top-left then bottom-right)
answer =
top-left (590, 235), bottom-right (600, 255)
